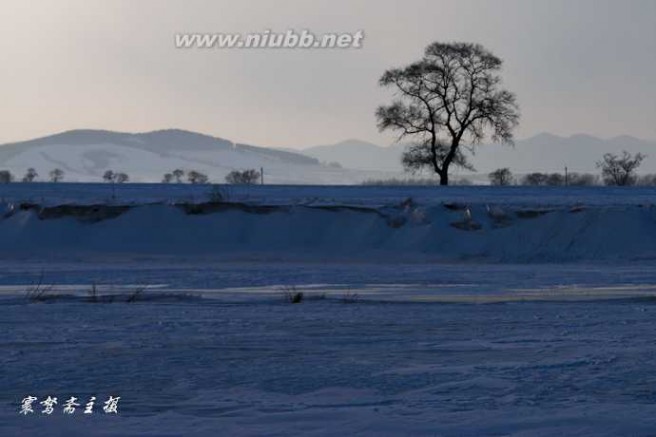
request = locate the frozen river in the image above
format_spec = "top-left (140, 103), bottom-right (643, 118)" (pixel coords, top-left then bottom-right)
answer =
top-left (2, 260), bottom-right (656, 435)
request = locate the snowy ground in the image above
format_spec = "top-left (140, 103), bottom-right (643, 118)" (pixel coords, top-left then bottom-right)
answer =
top-left (2, 185), bottom-right (656, 435)
top-left (2, 183), bottom-right (656, 207)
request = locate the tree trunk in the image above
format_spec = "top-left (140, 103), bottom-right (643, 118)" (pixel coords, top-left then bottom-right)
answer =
top-left (439, 172), bottom-right (449, 185)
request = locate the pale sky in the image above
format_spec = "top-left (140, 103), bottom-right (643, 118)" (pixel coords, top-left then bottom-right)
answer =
top-left (1, 0), bottom-right (655, 148)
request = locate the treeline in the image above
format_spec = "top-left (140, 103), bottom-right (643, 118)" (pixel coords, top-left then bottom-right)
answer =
top-left (362, 177), bottom-right (473, 186)
top-left (488, 169), bottom-right (600, 186)
top-left (161, 169), bottom-right (261, 185)
top-left (488, 170), bottom-right (656, 187)
top-left (0, 168), bottom-right (263, 185)
top-left (0, 168), bottom-right (65, 183)
top-left (489, 151), bottom-right (652, 186)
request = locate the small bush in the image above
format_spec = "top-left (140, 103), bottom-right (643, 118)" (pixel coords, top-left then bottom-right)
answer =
top-left (87, 283), bottom-right (99, 303)
top-left (281, 286), bottom-right (304, 304)
top-left (25, 273), bottom-right (54, 302)
top-left (126, 285), bottom-right (147, 303)
top-left (342, 291), bottom-right (359, 304)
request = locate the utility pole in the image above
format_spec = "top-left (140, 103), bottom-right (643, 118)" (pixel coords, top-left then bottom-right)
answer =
top-left (260, 167), bottom-right (264, 185)
top-left (564, 166), bottom-right (568, 186)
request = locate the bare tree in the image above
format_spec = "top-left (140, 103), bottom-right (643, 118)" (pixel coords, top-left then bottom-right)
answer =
top-left (115, 173), bottom-right (129, 183)
top-left (172, 169), bottom-right (185, 183)
top-left (187, 170), bottom-right (209, 184)
top-left (489, 168), bottom-right (514, 186)
top-left (103, 169), bottom-right (128, 184)
top-left (22, 168), bottom-right (38, 182)
top-left (377, 42), bottom-right (519, 185)
top-left (225, 169), bottom-right (261, 185)
top-left (0, 170), bottom-right (13, 184)
top-left (597, 151), bottom-right (645, 186)
top-left (49, 168), bottom-right (64, 183)
top-left (162, 173), bottom-right (173, 183)
top-left (103, 170), bottom-right (115, 183)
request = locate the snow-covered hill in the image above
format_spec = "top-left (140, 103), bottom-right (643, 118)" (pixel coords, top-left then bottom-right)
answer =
top-left (0, 129), bottom-right (400, 184)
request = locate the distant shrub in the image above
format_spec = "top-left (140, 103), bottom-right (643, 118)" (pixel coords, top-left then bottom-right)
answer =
top-left (114, 173), bottom-right (129, 183)
top-left (25, 272), bottom-right (54, 302)
top-left (0, 170), bottom-right (13, 184)
top-left (172, 169), bottom-right (185, 183)
top-left (22, 168), bottom-right (38, 182)
top-left (49, 168), bottom-right (64, 183)
top-left (126, 285), bottom-right (147, 303)
top-left (187, 170), bottom-right (209, 184)
top-left (103, 170), bottom-right (129, 183)
top-left (225, 169), bottom-right (260, 185)
top-left (342, 291), bottom-right (359, 304)
top-left (87, 283), bottom-right (99, 303)
top-left (489, 168), bottom-right (514, 186)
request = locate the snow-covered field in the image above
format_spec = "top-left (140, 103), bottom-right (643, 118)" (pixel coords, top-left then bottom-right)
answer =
top-left (1, 184), bottom-right (656, 435)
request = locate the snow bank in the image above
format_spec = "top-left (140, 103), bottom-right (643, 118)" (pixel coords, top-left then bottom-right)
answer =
top-left (2, 197), bottom-right (655, 262)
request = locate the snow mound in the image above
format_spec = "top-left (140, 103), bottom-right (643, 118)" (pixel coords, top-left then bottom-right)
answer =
top-left (1, 198), bottom-right (655, 262)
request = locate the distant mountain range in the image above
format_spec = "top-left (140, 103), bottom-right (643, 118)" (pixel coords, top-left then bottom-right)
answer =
top-left (304, 133), bottom-right (656, 175)
top-left (1, 129), bottom-right (654, 184)
top-left (303, 139), bottom-right (404, 171)
top-left (470, 133), bottom-right (656, 174)
top-left (0, 129), bottom-right (398, 184)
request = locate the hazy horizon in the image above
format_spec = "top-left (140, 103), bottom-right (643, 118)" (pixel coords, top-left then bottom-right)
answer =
top-left (2, 0), bottom-right (655, 149)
